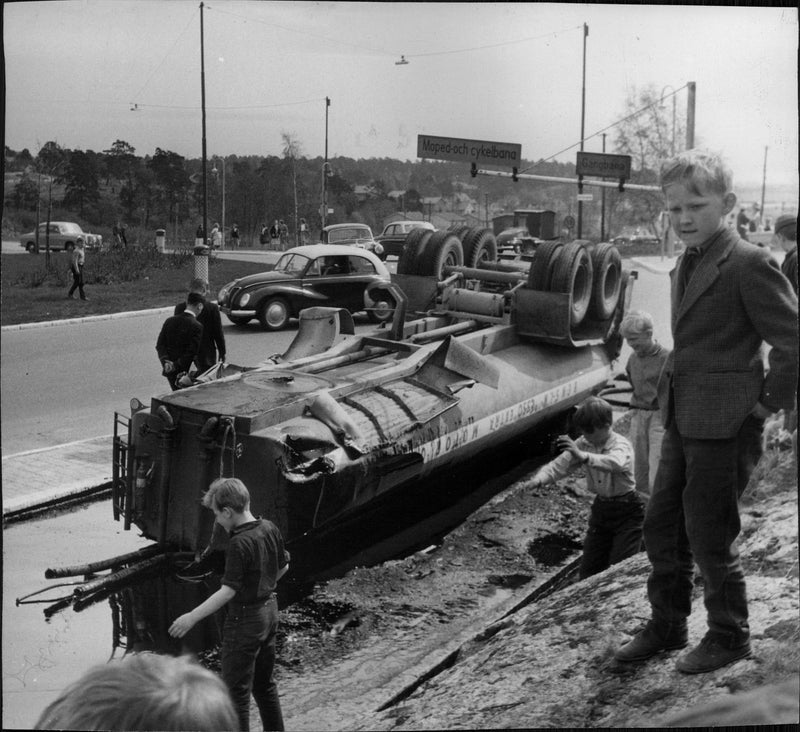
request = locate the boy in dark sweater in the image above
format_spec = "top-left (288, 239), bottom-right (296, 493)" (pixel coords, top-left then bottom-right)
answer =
top-left (170, 478), bottom-right (289, 731)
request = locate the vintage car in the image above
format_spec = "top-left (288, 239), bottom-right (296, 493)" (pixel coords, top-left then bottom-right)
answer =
top-left (218, 244), bottom-right (395, 330)
top-left (321, 223), bottom-right (383, 257)
top-left (20, 222), bottom-right (103, 252)
top-left (375, 220), bottom-right (435, 259)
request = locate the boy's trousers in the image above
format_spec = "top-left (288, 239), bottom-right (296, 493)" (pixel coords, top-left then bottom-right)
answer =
top-left (222, 596), bottom-right (284, 732)
top-left (643, 414), bottom-right (763, 644)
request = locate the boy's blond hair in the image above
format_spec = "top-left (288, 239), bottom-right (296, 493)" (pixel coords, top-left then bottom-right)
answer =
top-left (620, 310), bottom-right (654, 338)
top-left (203, 477), bottom-right (250, 513)
top-left (659, 149), bottom-right (733, 196)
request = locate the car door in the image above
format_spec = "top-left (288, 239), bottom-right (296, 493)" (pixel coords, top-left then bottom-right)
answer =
top-left (313, 255), bottom-right (367, 312)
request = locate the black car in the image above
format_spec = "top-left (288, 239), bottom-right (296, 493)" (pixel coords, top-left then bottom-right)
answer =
top-left (218, 244), bottom-right (395, 330)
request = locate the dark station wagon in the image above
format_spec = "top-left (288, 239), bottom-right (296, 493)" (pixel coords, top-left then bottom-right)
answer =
top-left (218, 244), bottom-right (395, 330)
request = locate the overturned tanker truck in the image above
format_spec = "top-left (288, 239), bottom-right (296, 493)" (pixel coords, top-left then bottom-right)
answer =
top-left (112, 229), bottom-right (634, 564)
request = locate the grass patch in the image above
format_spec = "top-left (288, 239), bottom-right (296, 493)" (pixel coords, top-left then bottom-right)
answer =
top-left (1, 250), bottom-right (272, 325)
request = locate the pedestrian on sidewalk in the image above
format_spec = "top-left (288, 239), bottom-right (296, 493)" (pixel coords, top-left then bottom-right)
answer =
top-left (527, 396), bottom-right (642, 580)
top-left (619, 310), bottom-right (670, 503)
top-left (269, 220), bottom-right (280, 250)
top-left (67, 238), bottom-right (87, 300)
top-left (231, 223), bottom-right (240, 249)
top-left (157, 293), bottom-right (204, 390)
top-left (615, 149), bottom-right (798, 675)
top-left (169, 478), bottom-right (289, 732)
top-left (174, 278), bottom-right (226, 374)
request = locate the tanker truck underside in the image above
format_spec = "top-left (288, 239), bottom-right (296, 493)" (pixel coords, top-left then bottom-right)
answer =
top-left (113, 232), bottom-right (634, 559)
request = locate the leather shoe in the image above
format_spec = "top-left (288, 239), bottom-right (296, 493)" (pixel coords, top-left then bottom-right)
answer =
top-left (676, 634), bottom-right (751, 674)
top-left (615, 621), bottom-right (688, 662)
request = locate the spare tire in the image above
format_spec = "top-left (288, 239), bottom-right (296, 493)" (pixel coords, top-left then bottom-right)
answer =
top-left (462, 228), bottom-right (498, 269)
top-left (417, 230), bottom-right (464, 279)
top-left (527, 241), bottom-right (563, 290)
top-left (550, 241), bottom-right (594, 327)
top-left (397, 228), bottom-right (434, 275)
top-left (589, 243), bottom-right (622, 320)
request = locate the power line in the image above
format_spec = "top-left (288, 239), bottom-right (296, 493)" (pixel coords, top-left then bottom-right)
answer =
top-left (523, 84), bottom-right (687, 173)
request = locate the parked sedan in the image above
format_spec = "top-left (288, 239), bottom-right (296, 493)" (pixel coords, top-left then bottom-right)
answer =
top-left (218, 244), bottom-right (395, 330)
top-left (375, 220), bottom-right (435, 260)
top-left (322, 223), bottom-right (384, 257)
top-left (20, 222), bottom-right (103, 253)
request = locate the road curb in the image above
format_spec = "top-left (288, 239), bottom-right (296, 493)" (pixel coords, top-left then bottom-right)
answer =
top-left (1, 306), bottom-right (174, 332)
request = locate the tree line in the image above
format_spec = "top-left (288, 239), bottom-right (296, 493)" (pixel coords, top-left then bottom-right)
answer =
top-left (3, 85), bottom-right (680, 242)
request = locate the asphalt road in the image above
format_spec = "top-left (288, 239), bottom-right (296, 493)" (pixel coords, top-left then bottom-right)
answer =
top-left (1, 237), bottom-right (672, 457)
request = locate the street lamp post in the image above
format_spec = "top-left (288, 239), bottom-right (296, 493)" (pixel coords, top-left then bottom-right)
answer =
top-left (321, 161), bottom-right (332, 230)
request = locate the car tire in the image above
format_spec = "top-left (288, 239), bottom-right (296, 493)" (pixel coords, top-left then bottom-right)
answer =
top-left (417, 231), bottom-right (464, 279)
top-left (65, 242), bottom-right (75, 252)
top-left (397, 228), bottom-right (434, 275)
top-left (588, 243), bottom-right (622, 320)
top-left (25, 242), bottom-right (35, 253)
top-left (257, 297), bottom-right (291, 331)
top-left (367, 289), bottom-right (396, 323)
top-left (462, 228), bottom-right (498, 269)
top-left (226, 315), bottom-right (252, 326)
top-left (527, 241), bottom-right (563, 290)
top-left (549, 241), bottom-right (594, 327)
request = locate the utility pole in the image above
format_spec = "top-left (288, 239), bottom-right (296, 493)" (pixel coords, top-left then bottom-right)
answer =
top-left (577, 22), bottom-right (588, 239)
top-left (200, 1), bottom-right (208, 250)
top-left (322, 96), bottom-right (330, 229)
top-left (686, 81), bottom-right (696, 150)
top-left (760, 145), bottom-right (768, 226)
top-left (600, 133), bottom-right (606, 241)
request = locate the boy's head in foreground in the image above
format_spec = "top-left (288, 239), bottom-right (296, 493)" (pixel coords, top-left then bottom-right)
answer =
top-left (203, 477), bottom-right (251, 531)
top-left (660, 150), bottom-right (737, 248)
top-left (620, 310), bottom-right (656, 356)
top-left (34, 652), bottom-right (237, 731)
top-left (573, 396), bottom-right (614, 447)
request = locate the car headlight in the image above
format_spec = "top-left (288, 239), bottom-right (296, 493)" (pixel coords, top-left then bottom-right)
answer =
top-left (239, 292), bottom-right (250, 307)
top-left (373, 242), bottom-right (384, 255)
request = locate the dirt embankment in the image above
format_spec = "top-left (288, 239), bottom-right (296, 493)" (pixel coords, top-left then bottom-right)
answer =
top-left (273, 422), bottom-right (799, 730)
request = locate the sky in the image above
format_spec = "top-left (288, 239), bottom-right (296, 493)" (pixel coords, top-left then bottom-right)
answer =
top-left (3, 2), bottom-right (798, 190)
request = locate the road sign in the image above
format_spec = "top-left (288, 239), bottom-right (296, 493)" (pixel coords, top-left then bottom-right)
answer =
top-left (417, 135), bottom-right (521, 168)
top-left (577, 193), bottom-right (594, 201)
top-left (563, 215), bottom-right (576, 229)
top-left (575, 152), bottom-right (631, 179)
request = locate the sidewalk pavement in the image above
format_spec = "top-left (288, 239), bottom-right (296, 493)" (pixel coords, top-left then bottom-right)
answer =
top-left (1, 254), bottom-right (676, 519)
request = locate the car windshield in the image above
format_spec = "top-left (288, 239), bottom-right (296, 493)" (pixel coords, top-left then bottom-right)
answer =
top-left (328, 227), bottom-right (371, 243)
top-left (60, 223), bottom-right (83, 234)
top-left (274, 253), bottom-right (311, 275)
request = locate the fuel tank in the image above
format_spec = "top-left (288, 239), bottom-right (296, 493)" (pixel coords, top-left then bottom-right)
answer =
top-left (113, 239), bottom-right (633, 555)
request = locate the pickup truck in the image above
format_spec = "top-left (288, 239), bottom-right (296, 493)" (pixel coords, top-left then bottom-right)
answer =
top-left (375, 220), bottom-right (435, 260)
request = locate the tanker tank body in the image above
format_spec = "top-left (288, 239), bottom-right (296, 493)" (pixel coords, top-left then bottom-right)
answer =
top-left (112, 234), bottom-right (633, 560)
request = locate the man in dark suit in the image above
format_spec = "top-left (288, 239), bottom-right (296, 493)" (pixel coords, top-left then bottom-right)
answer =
top-left (174, 278), bottom-right (227, 373)
top-left (615, 150), bottom-right (798, 674)
top-left (157, 292), bottom-right (204, 390)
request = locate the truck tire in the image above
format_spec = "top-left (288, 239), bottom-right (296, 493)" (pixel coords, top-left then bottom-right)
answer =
top-left (527, 241), bottom-right (563, 290)
top-left (462, 228), bottom-right (498, 269)
top-left (397, 228), bottom-right (434, 275)
top-left (417, 231), bottom-right (464, 279)
top-left (588, 243), bottom-right (622, 320)
top-left (550, 241), bottom-right (593, 326)
top-left (258, 297), bottom-right (291, 331)
top-left (448, 225), bottom-right (472, 243)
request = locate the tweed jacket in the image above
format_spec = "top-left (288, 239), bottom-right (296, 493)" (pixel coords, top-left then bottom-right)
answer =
top-left (658, 226), bottom-right (798, 439)
top-left (156, 311), bottom-right (203, 375)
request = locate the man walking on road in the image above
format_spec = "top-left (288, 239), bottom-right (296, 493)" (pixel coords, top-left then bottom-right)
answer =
top-left (67, 238), bottom-right (88, 300)
top-left (174, 279), bottom-right (226, 374)
top-left (157, 293), bottom-right (204, 390)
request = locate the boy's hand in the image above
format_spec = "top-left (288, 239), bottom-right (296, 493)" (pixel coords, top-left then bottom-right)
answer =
top-left (168, 612), bottom-right (196, 638)
top-left (557, 435), bottom-right (583, 460)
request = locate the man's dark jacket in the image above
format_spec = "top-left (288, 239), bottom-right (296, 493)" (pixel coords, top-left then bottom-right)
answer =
top-left (174, 300), bottom-right (226, 372)
top-left (156, 311), bottom-right (203, 376)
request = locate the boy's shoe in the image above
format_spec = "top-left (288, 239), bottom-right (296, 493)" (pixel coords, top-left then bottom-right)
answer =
top-left (614, 620), bottom-right (688, 662)
top-left (676, 633), bottom-right (751, 674)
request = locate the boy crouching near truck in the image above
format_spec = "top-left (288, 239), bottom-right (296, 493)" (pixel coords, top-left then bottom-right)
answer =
top-left (528, 396), bottom-right (642, 579)
top-left (169, 478), bottom-right (289, 732)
